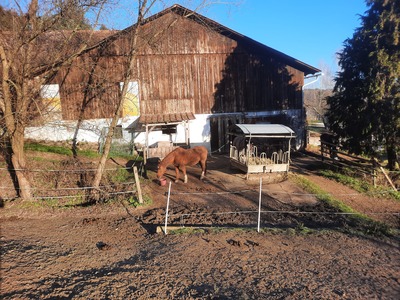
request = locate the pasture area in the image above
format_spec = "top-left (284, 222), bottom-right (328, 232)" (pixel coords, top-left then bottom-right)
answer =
top-left (1, 152), bottom-right (399, 299)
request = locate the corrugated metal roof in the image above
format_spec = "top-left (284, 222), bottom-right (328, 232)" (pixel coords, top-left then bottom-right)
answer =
top-left (234, 124), bottom-right (295, 137)
top-left (138, 112), bottom-right (195, 124)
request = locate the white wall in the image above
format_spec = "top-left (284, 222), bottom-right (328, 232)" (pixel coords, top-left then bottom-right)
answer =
top-left (25, 115), bottom-right (213, 151)
top-left (25, 117), bottom-right (137, 144)
top-left (25, 110), bottom-right (304, 151)
top-left (130, 114), bottom-right (212, 151)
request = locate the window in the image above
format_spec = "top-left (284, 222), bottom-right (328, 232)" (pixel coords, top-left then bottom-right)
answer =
top-left (39, 84), bottom-right (61, 120)
top-left (161, 125), bottom-right (177, 134)
top-left (120, 81), bottom-right (140, 117)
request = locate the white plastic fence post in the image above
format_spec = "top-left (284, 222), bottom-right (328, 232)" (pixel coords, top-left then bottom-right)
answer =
top-left (257, 177), bottom-right (262, 232)
top-left (164, 181), bottom-right (172, 235)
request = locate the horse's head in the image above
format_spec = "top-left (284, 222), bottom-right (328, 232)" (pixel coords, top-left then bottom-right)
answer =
top-left (156, 158), bottom-right (166, 179)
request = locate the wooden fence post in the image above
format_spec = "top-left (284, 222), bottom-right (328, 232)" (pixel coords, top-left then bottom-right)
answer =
top-left (133, 166), bottom-right (143, 204)
top-left (379, 166), bottom-right (397, 192)
top-left (371, 158), bottom-right (377, 188)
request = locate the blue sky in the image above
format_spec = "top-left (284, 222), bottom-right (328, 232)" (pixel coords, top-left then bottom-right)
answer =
top-left (103, 0), bottom-right (368, 75)
top-left (204, 0), bottom-right (368, 73)
top-left (10, 0), bottom-right (368, 76)
top-left (7, 1), bottom-right (368, 74)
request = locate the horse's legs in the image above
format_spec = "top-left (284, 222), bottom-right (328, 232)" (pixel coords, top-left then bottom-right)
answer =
top-left (180, 165), bottom-right (188, 183)
top-left (200, 159), bottom-right (206, 180)
top-left (174, 166), bottom-right (180, 183)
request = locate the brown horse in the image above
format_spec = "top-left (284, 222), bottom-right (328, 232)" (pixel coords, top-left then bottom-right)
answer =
top-left (157, 146), bottom-right (208, 183)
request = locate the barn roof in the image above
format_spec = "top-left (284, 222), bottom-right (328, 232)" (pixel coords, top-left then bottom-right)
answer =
top-left (139, 112), bottom-right (195, 125)
top-left (131, 4), bottom-right (320, 76)
top-left (127, 112), bottom-right (196, 132)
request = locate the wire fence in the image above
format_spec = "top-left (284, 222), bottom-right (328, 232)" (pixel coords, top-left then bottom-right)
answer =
top-left (1, 150), bottom-right (398, 211)
top-left (298, 150), bottom-right (400, 192)
top-left (0, 166), bottom-right (132, 172)
top-left (161, 179), bottom-right (400, 235)
top-left (1, 159), bottom-right (399, 237)
top-left (0, 158), bottom-right (398, 200)
top-left (0, 164), bottom-right (140, 201)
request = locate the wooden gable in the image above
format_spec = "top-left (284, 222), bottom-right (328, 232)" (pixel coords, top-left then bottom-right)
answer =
top-left (54, 5), bottom-right (320, 121)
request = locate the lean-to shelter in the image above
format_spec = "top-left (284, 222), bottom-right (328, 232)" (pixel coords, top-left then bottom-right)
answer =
top-left (228, 124), bottom-right (295, 178)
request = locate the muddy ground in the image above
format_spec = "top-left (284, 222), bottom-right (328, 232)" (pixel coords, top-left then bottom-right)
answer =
top-left (1, 152), bottom-right (400, 299)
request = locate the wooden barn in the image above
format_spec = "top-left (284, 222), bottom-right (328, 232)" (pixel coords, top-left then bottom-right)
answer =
top-left (27, 4), bottom-right (320, 157)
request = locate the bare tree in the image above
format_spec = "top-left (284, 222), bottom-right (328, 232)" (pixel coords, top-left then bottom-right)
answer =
top-left (303, 60), bottom-right (335, 124)
top-left (1, 0), bottom-right (239, 201)
top-left (89, 0), bottom-right (154, 201)
top-left (318, 60), bottom-right (335, 90)
top-left (89, 0), bottom-right (240, 201)
top-left (0, 0), bottom-right (107, 200)
top-left (304, 89), bottom-right (332, 123)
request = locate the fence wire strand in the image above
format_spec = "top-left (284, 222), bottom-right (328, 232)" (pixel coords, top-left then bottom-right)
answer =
top-left (170, 209), bottom-right (400, 220)
top-left (0, 166), bottom-right (133, 172)
top-left (0, 181), bottom-right (136, 191)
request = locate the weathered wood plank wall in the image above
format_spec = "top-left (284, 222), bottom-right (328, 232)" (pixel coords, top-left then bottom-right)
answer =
top-left (55, 11), bottom-right (304, 121)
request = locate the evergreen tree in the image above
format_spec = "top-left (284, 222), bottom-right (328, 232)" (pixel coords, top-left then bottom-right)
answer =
top-left (326, 0), bottom-right (400, 170)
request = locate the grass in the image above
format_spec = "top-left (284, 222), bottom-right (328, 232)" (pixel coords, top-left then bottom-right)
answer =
top-left (168, 227), bottom-right (208, 235)
top-left (320, 169), bottom-right (400, 202)
top-left (24, 140), bottom-right (145, 163)
top-left (291, 173), bottom-right (393, 236)
top-left (127, 194), bottom-right (153, 207)
top-left (16, 196), bottom-right (86, 209)
top-left (25, 141), bottom-right (145, 162)
top-left (25, 141), bottom-right (100, 158)
top-left (307, 126), bottom-right (325, 134)
top-left (107, 168), bottom-right (134, 183)
top-left (25, 142), bottom-right (73, 156)
top-left (6, 141), bottom-right (150, 207)
top-left (291, 174), bottom-right (357, 213)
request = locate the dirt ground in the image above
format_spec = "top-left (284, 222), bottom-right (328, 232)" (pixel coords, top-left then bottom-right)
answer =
top-left (1, 152), bottom-right (400, 299)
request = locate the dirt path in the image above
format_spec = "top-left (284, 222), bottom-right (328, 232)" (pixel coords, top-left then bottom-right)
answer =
top-left (291, 152), bottom-right (400, 228)
top-left (1, 153), bottom-right (400, 299)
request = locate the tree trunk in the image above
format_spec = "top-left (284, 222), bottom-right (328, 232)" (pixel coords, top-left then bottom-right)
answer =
top-left (386, 140), bottom-right (398, 171)
top-left (89, 0), bottom-right (149, 202)
top-left (1, 44), bottom-right (33, 200)
top-left (9, 130), bottom-right (33, 200)
top-left (90, 106), bottom-right (123, 202)
top-left (1, 0), bottom-right (107, 201)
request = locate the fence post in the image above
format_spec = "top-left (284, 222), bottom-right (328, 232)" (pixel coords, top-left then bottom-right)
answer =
top-left (257, 177), bottom-right (262, 233)
top-left (164, 181), bottom-right (172, 235)
top-left (371, 158), bottom-right (377, 188)
top-left (320, 142), bottom-right (324, 162)
top-left (380, 166), bottom-right (397, 191)
top-left (133, 166), bottom-right (143, 204)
